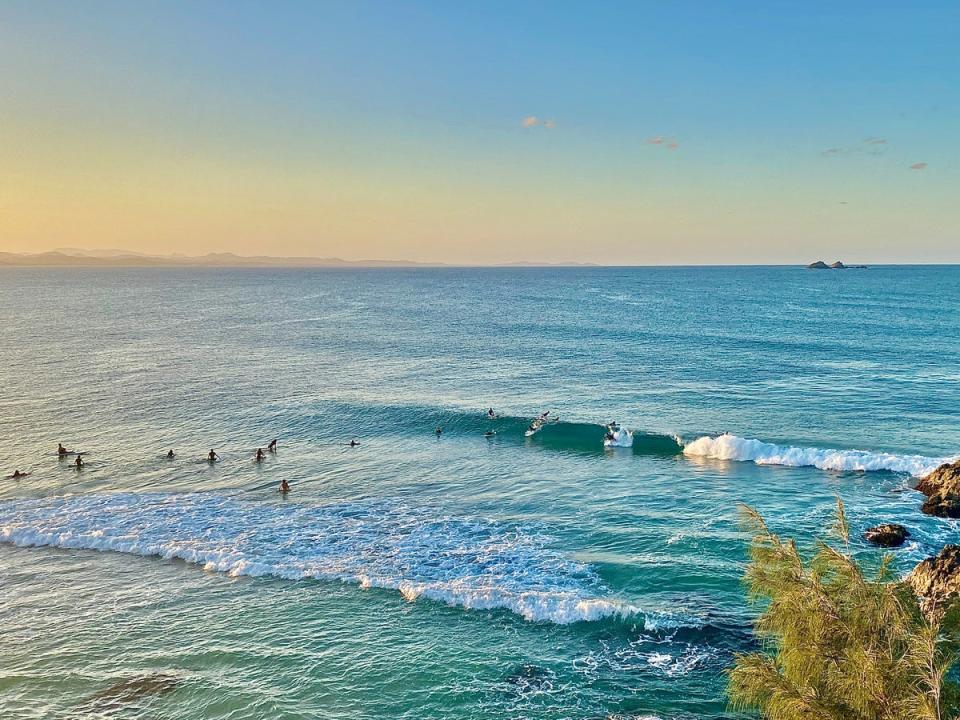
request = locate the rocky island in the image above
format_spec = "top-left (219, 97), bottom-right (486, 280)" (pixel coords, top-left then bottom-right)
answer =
top-left (806, 260), bottom-right (868, 269)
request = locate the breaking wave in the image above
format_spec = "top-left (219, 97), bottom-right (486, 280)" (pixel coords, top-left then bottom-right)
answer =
top-left (682, 434), bottom-right (953, 477)
top-left (0, 492), bottom-right (680, 626)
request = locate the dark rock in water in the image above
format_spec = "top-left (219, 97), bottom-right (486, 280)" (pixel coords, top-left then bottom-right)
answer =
top-left (863, 523), bottom-right (909, 547)
top-left (503, 663), bottom-right (556, 694)
top-left (907, 545), bottom-right (960, 620)
top-left (829, 261), bottom-right (846, 269)
top-left (916, 461), bottom-right (960, 518)
top-left (807, 260), bottom-right (830, 269)
top-left (85, 673), bottom-right (180, 711)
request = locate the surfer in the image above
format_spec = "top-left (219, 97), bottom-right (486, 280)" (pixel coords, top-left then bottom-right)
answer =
top-left (268, 439), bottom-right (277, 452)
top-left (74, 455), bottom-right (84, 469)
top-left (167, 449), bottom-right (175, 459)
top-left (279, 478), bottom-right (290, 493)
top-left (255, 448), bottom-right (265, 461)
top-left (207, 449), bottom-right (219, 463)
top-left (58, 443), bottom-right (69, 456)
top-left (435, 427), bottom-right (443, 436)
top-left (348, 440), bottom-right (359, 447)
top-left (484, 430), bottom-right (496, 438)
top-left (487, 408), bottom-right (496, 419)
top-left (8, 470), bottom-right (29, 479)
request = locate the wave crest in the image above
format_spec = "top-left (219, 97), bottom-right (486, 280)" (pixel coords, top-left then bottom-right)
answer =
top-left (682, 434), bottom-right (952, 476)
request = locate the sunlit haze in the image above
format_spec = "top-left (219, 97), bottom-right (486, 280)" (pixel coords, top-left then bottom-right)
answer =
top-left (1, 1), bottom-right (956, 264)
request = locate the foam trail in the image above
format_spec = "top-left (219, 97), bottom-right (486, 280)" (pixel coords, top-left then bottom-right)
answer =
top-left (0, 493), bottom-right (682, 627)
top-left (683, 434), bottom-right (953, 476)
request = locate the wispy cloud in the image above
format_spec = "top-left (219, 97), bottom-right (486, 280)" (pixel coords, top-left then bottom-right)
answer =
top-left (910, 162), bottom-right (928, 170)
top-left (821, 137), bottom-right (889, 157)
top-left (521, 116), bottom-right (557, 130)
top-left (647, 135), bottom-right (679, 149)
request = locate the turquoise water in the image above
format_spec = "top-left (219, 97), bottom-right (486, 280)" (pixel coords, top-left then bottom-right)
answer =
top-left (1, 266), bottom-right (959, 719)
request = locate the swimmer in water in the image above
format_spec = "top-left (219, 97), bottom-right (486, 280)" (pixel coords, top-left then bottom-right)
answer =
top-left (255, 448), bottom-right (265, 461)
top-left (279, 478), bottom-right (290, 493)
top-left (167, 449), bottom-right (175, 459)
top-left (58, 443), bottom-right (69, 456)
top-left (207, 449), bottom-right (219, 463)
top-left (268, 439), bottom-right (277, 452)
top-left (74, 455), bottom-right (84, 469)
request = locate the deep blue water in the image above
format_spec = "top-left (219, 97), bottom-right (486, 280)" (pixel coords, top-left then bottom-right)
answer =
top-left (1, 266), bottom-right (958, 719)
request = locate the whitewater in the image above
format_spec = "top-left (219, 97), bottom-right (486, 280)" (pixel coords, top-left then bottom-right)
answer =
top-left (0, 492), bottom-right (659, 625)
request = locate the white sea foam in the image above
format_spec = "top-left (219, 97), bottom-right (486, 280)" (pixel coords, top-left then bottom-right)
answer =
top-left (0, 493), bottom-right (673, 626)
top-left (683, 434), bottom-right (953, 477)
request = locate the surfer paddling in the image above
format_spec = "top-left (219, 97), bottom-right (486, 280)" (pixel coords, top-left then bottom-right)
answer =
top-left (7, 470), bottom-right (30, 479)
top-left (267, 439), bottom-right (277, 452)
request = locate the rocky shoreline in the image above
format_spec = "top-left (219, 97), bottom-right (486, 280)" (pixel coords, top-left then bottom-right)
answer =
top-left (868, 461), bottom-right (960, 618)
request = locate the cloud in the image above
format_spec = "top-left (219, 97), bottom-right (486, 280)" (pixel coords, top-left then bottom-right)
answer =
top-left (543, 119), bottom-right (556, 129)
top-left (822, 137), bottom-right (889, 158)
top-left (647, 135), bottom-right (679, 149)
top-left (910, 162), bottom-right (928, 170)
top-left (521, 116), bottom-right (539, 128)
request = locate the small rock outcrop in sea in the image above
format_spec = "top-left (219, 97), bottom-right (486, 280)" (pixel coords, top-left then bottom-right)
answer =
top-left (829, 261), bottom-right (846, 269)
top-left (863, 523), bottom-right (909, 547)
top-left (907, 545), bottom-right (960, 620)
top-left (916, 461), bottom-right (960, 518)
top-left (807, 260), bottom-right (830, 269)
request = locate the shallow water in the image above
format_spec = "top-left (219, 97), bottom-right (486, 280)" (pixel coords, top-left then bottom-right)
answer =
top-left (1, 266), bottom-right (959, 719)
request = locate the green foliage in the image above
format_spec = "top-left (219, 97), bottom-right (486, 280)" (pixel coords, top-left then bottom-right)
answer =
top-left (728, 500), bottom-right (960, 720)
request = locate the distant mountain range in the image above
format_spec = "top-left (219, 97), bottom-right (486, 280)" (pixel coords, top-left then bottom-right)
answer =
top-left (0, 249), bottom-right (596, 268)
top-left (0, 249), bottom-right (437, 268)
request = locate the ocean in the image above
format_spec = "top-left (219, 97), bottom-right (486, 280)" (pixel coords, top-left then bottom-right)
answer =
top-left (1, 265), bottom-right (958, 719)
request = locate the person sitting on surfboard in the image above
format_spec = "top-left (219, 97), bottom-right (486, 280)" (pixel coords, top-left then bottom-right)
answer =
top-left (74, 455), bottom-right (84, 469)
top-left (268, 439), bottom-right (277, 452)
top-left (255, 448), bottom-right (265, 461)
top-left (279, 478), bottom-right (290, 493)
top-left (435, 427), bottom-right (443, 435)
top-left (58, 443), bottom-right (69, 456)
top-left (167, 449), bottom-right (175, 459)
top-left (208, 449), bottom-right (219, 462)
top-left (348, 440), bottom-right (359, 447)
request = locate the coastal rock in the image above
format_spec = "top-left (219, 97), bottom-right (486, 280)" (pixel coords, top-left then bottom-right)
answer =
top-left (916, 461), bottom-right (960, 518)
top-left (907, 545), bottom-right (960, 620)
top-left (807, 260), bottom-right (830, 269)
top-left (863, 523), bottom-right (909, 547)
top-left (829, 261), bottom-right (846, 269)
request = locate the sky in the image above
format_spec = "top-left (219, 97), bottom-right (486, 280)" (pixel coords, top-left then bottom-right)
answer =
top-left (0, 1), bottom-right (957, 265)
